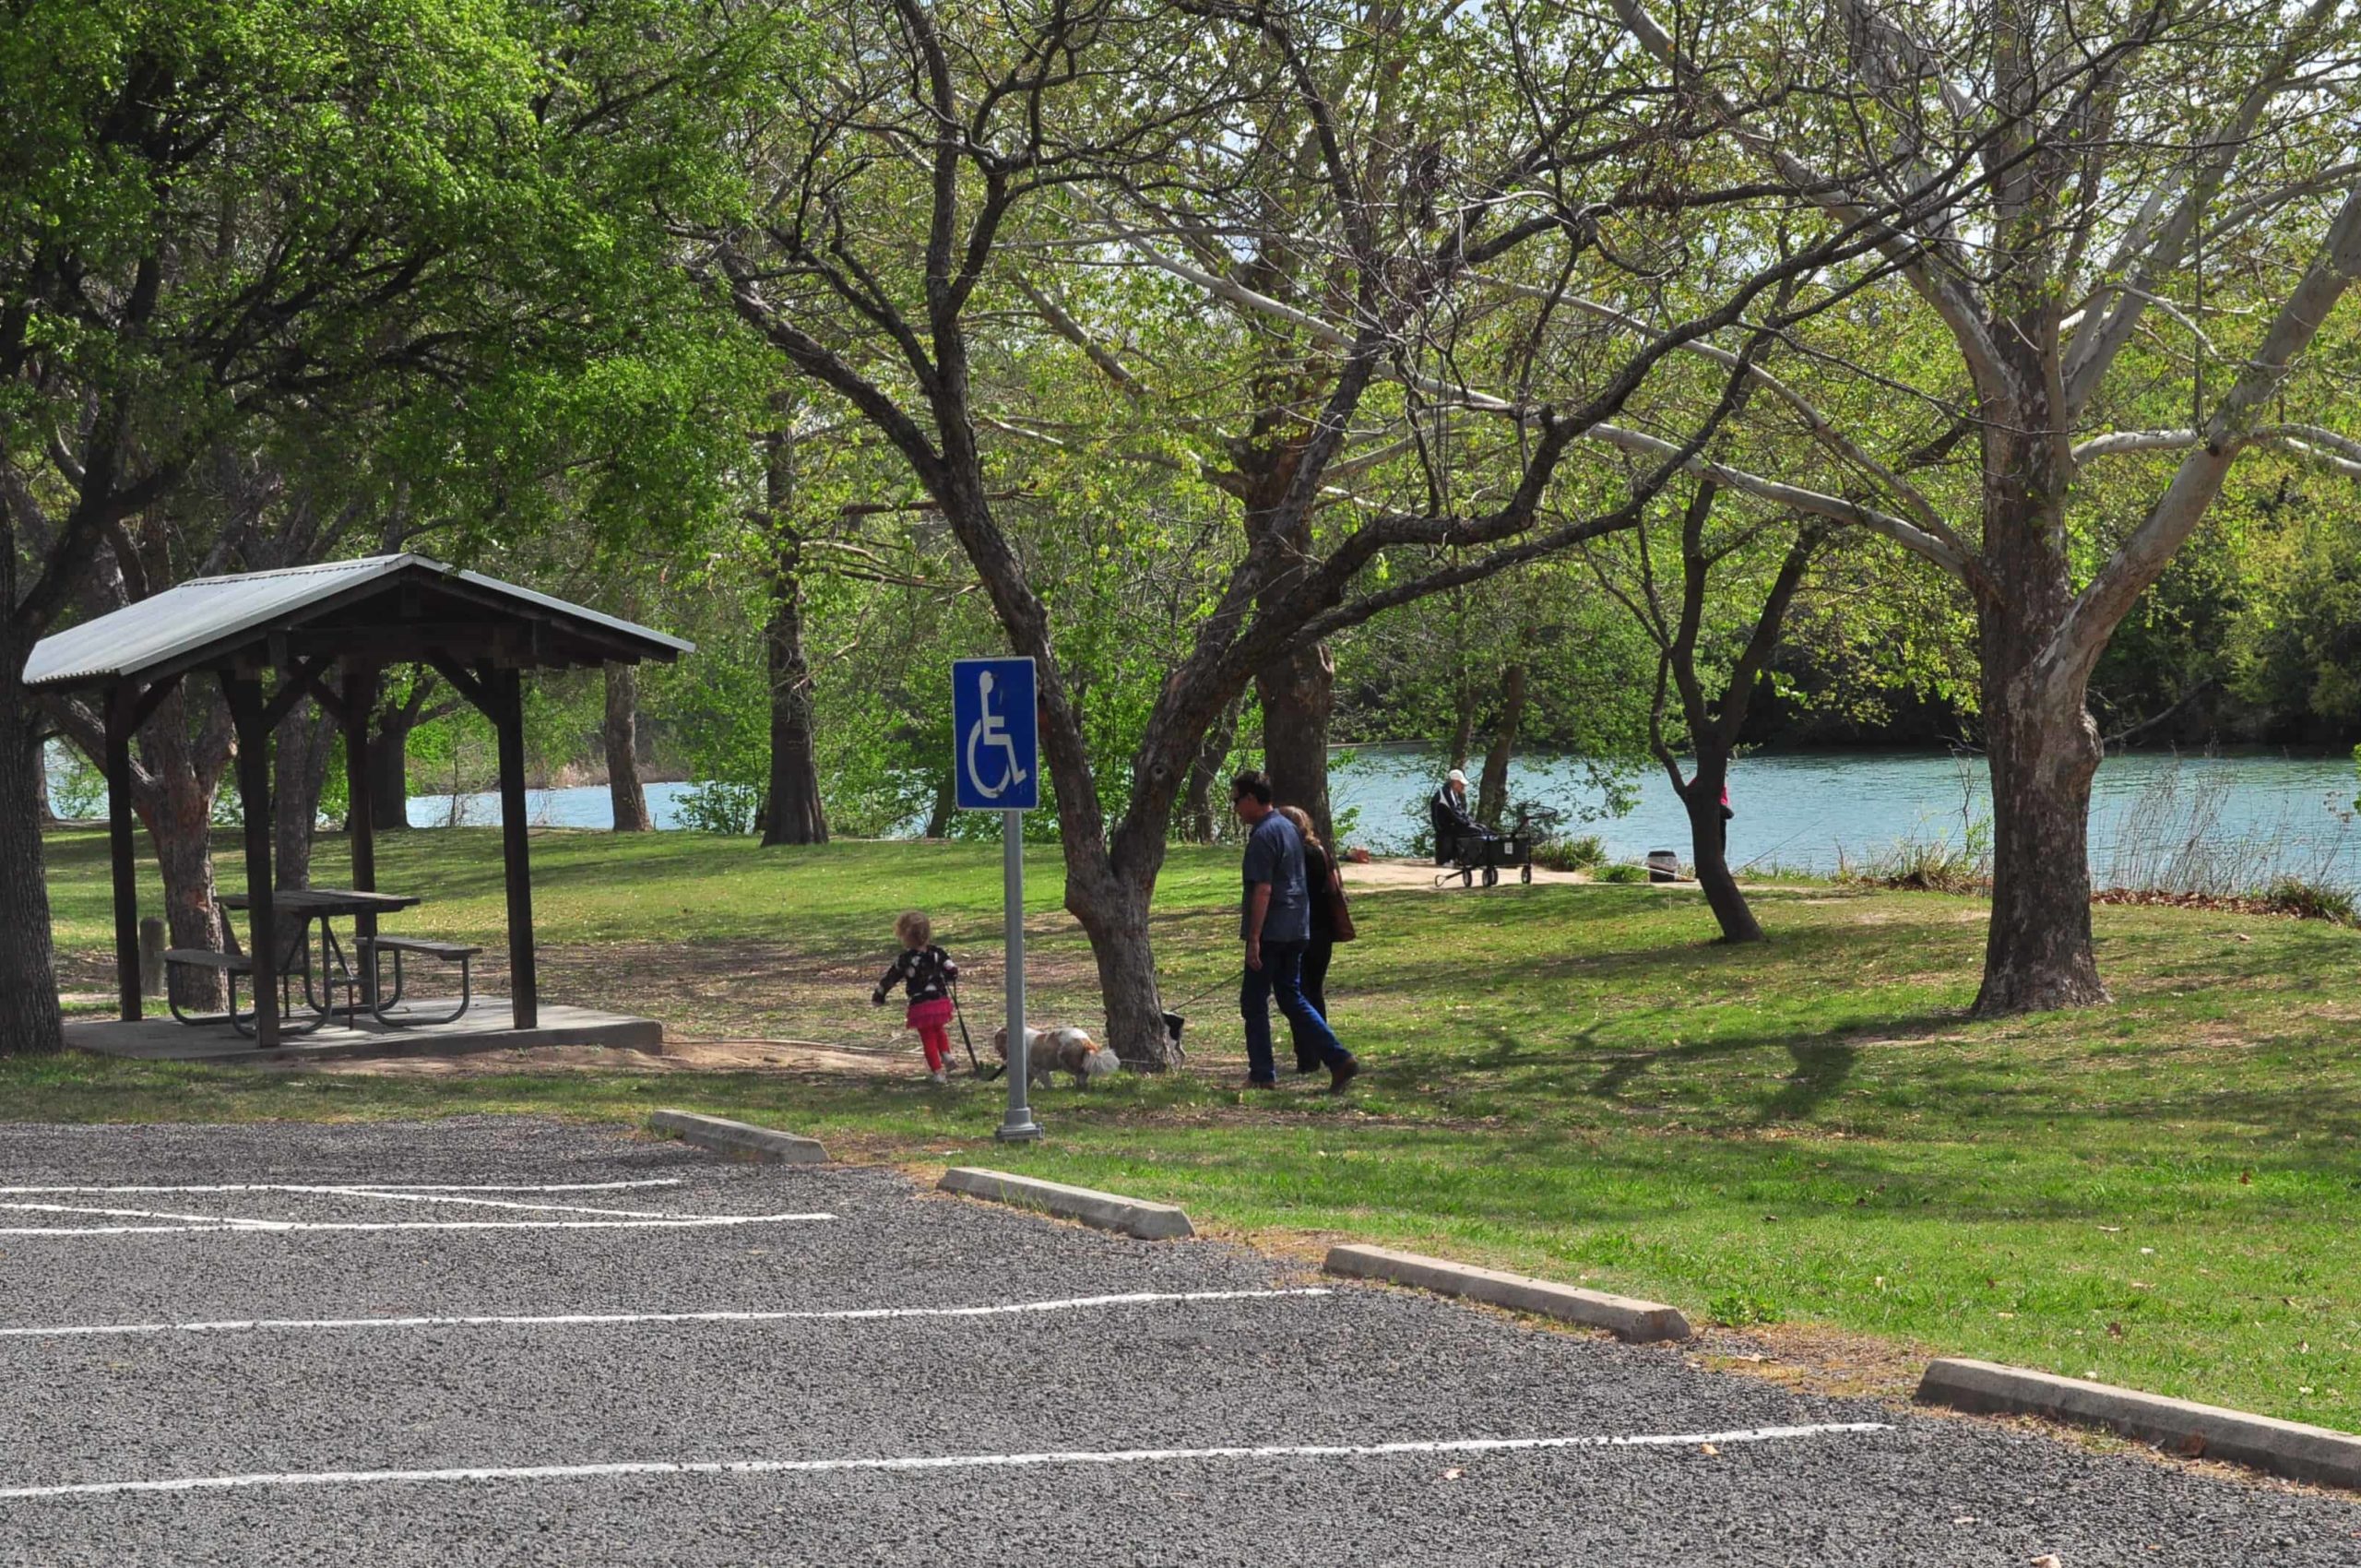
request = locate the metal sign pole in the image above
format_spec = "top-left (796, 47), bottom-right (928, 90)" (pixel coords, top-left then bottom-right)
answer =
top-left (995, 805), bottom-right (1041, 1141)
top-left (955, 655), bottom-right (1042, 1143)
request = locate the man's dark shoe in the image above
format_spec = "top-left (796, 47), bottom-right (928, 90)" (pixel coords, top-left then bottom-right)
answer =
top-left (1243, 1076), bottom-right (1279, 1090)
top-left (1293, 1052), bottom-right (1319, 1075)
top-left (1328, 1057), bottom-right (1360, 1093)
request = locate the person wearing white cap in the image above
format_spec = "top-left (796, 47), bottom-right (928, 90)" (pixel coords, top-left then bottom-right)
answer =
top-left (1431, 767), bottom-right (1483, 846)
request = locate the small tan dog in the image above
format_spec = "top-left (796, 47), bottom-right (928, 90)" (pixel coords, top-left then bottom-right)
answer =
top-left (991, 1025), bottom-right (1121, 1088)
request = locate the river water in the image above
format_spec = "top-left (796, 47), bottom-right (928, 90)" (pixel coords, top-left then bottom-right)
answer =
top-left (387, 745), bottom-right (2361, 891)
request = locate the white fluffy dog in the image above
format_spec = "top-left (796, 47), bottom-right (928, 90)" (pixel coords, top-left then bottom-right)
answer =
top-left (991, 1025), bottom-right (1121, 1088)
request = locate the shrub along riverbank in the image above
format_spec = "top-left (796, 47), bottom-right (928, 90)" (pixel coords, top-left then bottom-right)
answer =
top-left (21, 827), bottom-right (2361, 1431)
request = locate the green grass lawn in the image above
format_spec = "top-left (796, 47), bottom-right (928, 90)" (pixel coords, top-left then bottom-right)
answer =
top-left (20, 826), bottom-right (2361, 1431)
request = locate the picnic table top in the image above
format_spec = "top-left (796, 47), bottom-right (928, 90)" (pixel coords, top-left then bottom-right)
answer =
top-left (217, 887), bottom-right (422, 916)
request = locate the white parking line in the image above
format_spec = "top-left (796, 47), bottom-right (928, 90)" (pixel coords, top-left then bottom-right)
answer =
top-left (0, 1288), bottom-right (1335, 1341)
top-left (0, 1423), bottom-right (1892, 1501)
top-left (308, 1190), bottom-right (694, 1220)
top-left (0, 1214), bottom-right (835, 1237)
top-left (0, 1181), bottom-right (686, 1195)
top-left (0, 1202), bottom-right (287, 1229)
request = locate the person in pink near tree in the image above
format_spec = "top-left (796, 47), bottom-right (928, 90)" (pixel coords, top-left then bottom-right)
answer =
top-left (872, 909), bottom-right (959, 1084)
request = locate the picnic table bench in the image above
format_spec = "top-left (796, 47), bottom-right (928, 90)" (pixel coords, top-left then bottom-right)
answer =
top-left (173, 887), bottom-right (478, 1036)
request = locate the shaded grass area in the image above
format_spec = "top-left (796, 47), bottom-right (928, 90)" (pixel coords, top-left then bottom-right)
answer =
top-left (23, 826), bottom-right (2361, 1431)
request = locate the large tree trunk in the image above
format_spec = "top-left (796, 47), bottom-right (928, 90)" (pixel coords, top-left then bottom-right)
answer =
top-left (1973, 422), bottom-right (2109, 1014)
top-left (757, 418), bottom-right (827, 847)
top-left (1477, 662), bottom-right (1525, 826)
top-left (1257, 642), bottom-right (1335, 844)
top-left (274, 699), bottom-right (337, 890)
top-left (603, 663), bottom-right (651, 833)
top-left (1062, 861), bottom-right (1170, 1071)
top-left (0, 648), bottom-right (65, 1057)
top-left (370, 696), bottom-right (416, 833)
top-left (126, 683), bottom-right (231, 1010)
top-left (1976, 678), bottom-right (2106, 1013)
top-left (1243, 441), bottom-right (1335, 844)
top-left (760, 540), bottom-right (826, 846)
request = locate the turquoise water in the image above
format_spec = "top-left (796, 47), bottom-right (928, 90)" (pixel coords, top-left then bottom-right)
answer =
top-left (382, 745), bottom-right (2361, 890)
top-left (61, 733), bottom-right (2339, 889)
top-left (1331, 744), bottom-right (2361, 887)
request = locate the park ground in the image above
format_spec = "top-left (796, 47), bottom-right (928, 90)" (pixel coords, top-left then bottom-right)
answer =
top-left (18, 826), bottom-right (2361, 1437)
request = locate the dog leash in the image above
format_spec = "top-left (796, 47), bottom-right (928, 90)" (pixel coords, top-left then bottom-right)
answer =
top-left (1160, 974), bottom-right (1231, 1016)
top-left (950, 985), bottom-right (1003, 1080)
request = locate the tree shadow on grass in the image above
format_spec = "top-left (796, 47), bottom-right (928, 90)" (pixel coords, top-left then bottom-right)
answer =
top-left (1575, 1030), bottom-right (1869, 1124)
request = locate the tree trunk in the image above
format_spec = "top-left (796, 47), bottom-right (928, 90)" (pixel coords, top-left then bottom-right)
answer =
top-left (0, 650), bottom-right (65, 1057)
top-left (603, 663), bottom-right (651, 833)
top-left (370, 699), bottom-right (415, 833)
top-left (147, 759), bottom-right (228, 1009)
top-left (1976, 681), bottom-right (2107, 1013)
top-left (1477, 662), bottom-right (1525, 826)
top-left (922, 770), bottom-right (955, 839)
top-left (1241, 438), bottom-right (1335, 844)
top-left (1063, 861), bottom-right (1170, 1071)
top-left (1447, 684), bottom-right (1478, 772)
top-left (1180, 697), bottom-right (1242, 843)
top-left (1257, 642), bottom-right (1335, 844)
top-left (123, 683), bottom-right (231, 1010)
top-left (274, 699), bottom-right (337, 890)
top-left (760, 535), bottom-right (826, 846)
top-left (1972, 428), bottom-right (2109, 1015)
top-left (1680, 756), bottom-right (1760, 943)
top-left (34, 741), bottom-right (59, 828)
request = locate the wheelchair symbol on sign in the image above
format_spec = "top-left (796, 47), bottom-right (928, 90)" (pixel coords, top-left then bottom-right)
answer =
top-left (965, 671), bottom-right (1030, 801)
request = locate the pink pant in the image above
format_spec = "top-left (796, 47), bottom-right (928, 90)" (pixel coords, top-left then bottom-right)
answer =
top-left (907, 997), bottom-right (955, 1071)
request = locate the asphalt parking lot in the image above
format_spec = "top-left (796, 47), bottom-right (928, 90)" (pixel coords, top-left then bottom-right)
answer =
top-left (0, 1117), bottom-right (2354, 1566)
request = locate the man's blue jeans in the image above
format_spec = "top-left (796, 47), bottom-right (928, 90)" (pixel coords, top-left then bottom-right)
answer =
top-left (1242, 940), bottom-right (1352, 1084)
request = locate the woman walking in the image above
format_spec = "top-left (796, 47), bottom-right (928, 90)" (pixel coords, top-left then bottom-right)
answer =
top-left (1280, 805), bottom-right (1353, 1075)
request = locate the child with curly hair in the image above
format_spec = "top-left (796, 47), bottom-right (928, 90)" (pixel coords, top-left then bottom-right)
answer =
top-left (872, 910), bottom-right (960, 1084)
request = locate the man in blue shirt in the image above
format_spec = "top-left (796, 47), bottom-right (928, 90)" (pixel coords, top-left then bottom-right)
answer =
top-left (1234, 770), bottom-right (1358, 1091)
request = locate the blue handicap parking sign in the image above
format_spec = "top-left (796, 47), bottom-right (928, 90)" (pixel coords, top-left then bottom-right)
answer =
top-left (953, 658), bottom-right (1039, 811)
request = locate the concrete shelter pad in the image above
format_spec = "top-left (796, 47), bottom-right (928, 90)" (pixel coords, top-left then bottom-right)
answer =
top-left (65, 1004), bottom-right (661, 1063)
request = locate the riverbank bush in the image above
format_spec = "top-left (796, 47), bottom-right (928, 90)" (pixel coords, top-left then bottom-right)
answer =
top-left (1837, 832), bottom-right (1988, 894)
top-left (1529, 833), bottom-right (1606, 872)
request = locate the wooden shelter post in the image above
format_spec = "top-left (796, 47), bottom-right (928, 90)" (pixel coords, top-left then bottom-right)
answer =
top-left (222, 671), bottom-right (279, 1048)
top-left (492, 663), bottom-right (538, 1029)
top-left (103, 685), bottom-right (140, 1022)
top-left (341, 663), bottom-right (380, 1004)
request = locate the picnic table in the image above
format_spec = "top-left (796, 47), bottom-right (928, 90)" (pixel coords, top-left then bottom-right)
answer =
top-left (215, 887), bottom-right (426, 1031)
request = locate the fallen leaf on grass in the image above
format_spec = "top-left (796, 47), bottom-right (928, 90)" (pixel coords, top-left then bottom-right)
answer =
top-left (2031, 1556), bottom-right (2064, 1567)
top-left (1441, 1467), bottom-right (1464, 1480)
top-left (1699, 1444), bottom-right (1719, 1456)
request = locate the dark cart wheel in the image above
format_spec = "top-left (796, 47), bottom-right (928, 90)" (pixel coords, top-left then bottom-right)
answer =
top-left (1482, 865), bottom-right (1499, 887)
top-left (1460, 867), bottom-right (1473, 887)
top-left (1521, 863), bottom-right (1533, 884)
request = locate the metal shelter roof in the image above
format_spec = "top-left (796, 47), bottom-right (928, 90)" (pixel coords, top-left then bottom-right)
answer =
top-left (23, 554), bottom-right (692, 692)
